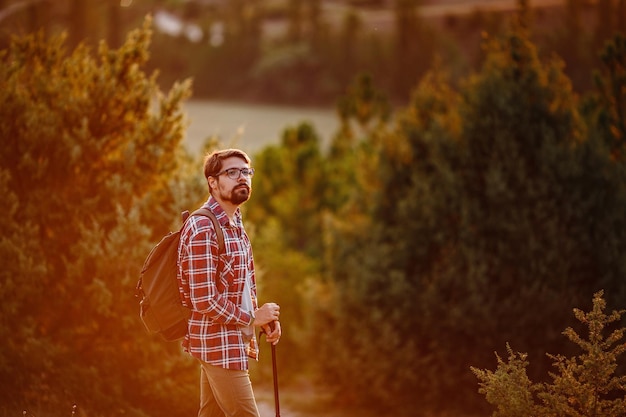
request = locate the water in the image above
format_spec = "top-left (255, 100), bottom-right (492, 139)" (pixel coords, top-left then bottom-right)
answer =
top-left (183, 100), bottom-right (340, 155)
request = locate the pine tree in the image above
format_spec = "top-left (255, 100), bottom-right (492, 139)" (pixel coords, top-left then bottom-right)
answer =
top-left (0, 19), bottom-right (199, 416)
top-left (317, 11), bottom-right (626, 416)
top-left (473, 291), bottom-right (626, 417)
top-left (587, 34), bottom-right (626, 161)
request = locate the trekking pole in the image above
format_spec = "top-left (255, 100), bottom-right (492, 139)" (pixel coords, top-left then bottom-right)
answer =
top-left (270, 341), bottom-right (280, 417)
top-left (262, 321), bottom-right (280, 417)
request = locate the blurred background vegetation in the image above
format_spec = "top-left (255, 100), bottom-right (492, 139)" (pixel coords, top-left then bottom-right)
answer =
top-left (3, 0), bottom-right (624, 104)
top-left (1, 1), bottom-right (626, 416)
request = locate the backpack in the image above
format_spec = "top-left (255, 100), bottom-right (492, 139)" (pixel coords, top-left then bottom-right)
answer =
top-left (136, 208), bottom-right (225, 342)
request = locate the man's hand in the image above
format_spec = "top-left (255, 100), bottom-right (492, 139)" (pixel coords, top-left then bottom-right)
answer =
top-left (254, 303), bottom-right (281, 345)
top-left (262, 321), bottom-right (281, 345)
top-left (254, 302), bottom-right (280, 326)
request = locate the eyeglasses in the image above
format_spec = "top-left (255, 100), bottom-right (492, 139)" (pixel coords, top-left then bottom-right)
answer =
top-left (215, 167), bottom-right (255, 179)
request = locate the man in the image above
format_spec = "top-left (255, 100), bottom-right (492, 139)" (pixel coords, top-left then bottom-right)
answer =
top-left (177, 148), bottom-right (281, 417)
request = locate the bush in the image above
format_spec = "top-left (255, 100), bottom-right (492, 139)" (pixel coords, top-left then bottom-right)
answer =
top-left (0, 18), bottom-right (200, 417)
top-left (472, 290), bottom-right (626, 417)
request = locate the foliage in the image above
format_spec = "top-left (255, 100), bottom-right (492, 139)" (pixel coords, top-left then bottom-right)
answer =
top-left (472, 345), bottom-right (539, 417)
top-left (586, 34), bottom-right (626, 161)
top-left (312, 11), bottom-right (626, 417)
top-left (472, 291), bottom-right (626, 417)
top-left (245, 72), bottom-right (394, 386)
top-left (250, 122), bottom-right (327, 257)
top-left (246, 122), bottom-right (328, 381)
top-left (0, 19), bottom-right (200, 417)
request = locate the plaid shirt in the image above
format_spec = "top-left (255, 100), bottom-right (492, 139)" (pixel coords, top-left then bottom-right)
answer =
top-left (177, 197), bottom-right (258, 370)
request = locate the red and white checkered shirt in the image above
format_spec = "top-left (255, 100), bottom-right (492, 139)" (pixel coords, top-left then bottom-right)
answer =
top-left (177, 197), bottom-right (258, 369)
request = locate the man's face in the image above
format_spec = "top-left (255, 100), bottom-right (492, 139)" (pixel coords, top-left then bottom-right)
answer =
top-left (213, 156), bottom-right (252, 205)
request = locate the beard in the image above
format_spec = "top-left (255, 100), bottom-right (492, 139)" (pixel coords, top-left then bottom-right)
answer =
top-left (229, 185), bottom-right (251, 205)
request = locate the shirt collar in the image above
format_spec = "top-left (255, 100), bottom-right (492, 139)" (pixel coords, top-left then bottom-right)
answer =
top-left (206, 196), bottom-right (242, 227)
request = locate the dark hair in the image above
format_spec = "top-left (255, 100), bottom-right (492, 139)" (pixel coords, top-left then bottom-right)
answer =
top-left (203, 148), bottom-right (251, 179)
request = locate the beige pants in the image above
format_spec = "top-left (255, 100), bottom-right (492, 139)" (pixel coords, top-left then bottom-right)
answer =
top-left (198, 361), bottom-right (260, 417)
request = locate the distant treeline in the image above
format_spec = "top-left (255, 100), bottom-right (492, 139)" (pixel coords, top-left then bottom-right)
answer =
top-left (1, 0), bottom-right (625, 105)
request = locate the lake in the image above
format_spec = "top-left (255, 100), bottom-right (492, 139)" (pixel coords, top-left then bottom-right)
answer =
top-left (182, 100), bottom-right (340, 155)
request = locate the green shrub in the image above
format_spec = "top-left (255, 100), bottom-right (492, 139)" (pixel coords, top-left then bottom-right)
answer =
top-left (0, 17), bottom-right (199, 417)
top-left (472, 291), bottom-right (626, 417)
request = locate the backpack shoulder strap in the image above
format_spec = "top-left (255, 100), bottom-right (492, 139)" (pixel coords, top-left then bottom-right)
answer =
top-left (190, 208), bottom-right (225, 254)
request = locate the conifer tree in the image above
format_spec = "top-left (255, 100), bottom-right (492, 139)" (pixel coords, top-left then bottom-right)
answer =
top-left (244, 122), bottom-right (328, 383)
top-left (316, 11), bottom-right (626, 416)
top-left (0, 19), bottom-right (198, 416)
top-left (587, 34), bottom-right (626, 161)
top-left (473, 291), bottom-right (626, 417)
